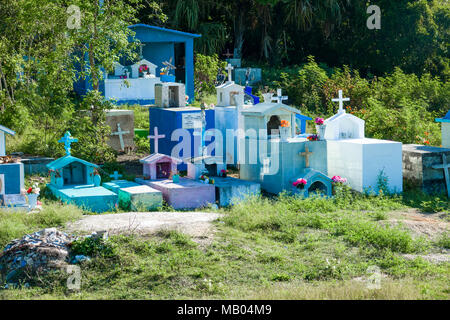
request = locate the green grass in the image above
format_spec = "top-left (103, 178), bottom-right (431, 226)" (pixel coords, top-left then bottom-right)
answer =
top-left (0, 187), bottom-right (448, 299)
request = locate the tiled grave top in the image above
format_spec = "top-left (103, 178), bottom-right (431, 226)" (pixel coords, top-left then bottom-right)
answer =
top-left (103, 180), bottom-right (140, 193)
top-left (212, 176), bottom-right (260, 187)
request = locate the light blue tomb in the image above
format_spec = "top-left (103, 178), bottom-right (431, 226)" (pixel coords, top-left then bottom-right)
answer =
top-left (46, 132), bottom-right (117, 212)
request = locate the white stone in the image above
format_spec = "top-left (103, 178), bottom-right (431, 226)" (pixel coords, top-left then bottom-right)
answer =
top-left (323, 112), bottom-right (365, 140)
top-left (327, 138), bottom-right (403, 193)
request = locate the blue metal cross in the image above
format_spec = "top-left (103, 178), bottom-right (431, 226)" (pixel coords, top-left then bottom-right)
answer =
top-left (58, 131), bottom-right (78, 156)
top-left (109, 171), bottom-right (123, 180)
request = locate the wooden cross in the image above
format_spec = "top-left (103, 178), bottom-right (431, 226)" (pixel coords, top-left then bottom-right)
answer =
top-left (109, 171), bottom-right (122, 180)
top-left (58, 131), bottom-right (78, 156)
top-left (273, 89), bottom-right (288, 104)
top-left (432, 154), bottom-right (450, 197)
top-left (332, 90), bottom-right (350, 113)
top-left (148, 127), bottom-right (165, 154)
top-left (111, 123), bottom-right (130, 151)
top-left (300, 145), bottom-right (313, 168)
top-left (225, 63), bottom-right (234, 82)
top-left (223, 49), bottom-right (233, 59)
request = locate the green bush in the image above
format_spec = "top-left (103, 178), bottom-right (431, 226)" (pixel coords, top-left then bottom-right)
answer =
top-left (194, 54), bottom-right (226, 101)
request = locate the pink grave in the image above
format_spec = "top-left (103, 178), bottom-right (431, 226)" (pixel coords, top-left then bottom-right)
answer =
top-left (140, 153), bottom-right (182, 180)
top-left (135, 177), bottom-right (215, 210)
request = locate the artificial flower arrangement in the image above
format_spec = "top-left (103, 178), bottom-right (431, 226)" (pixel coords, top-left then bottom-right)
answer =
top-left (331, 176), bottom-right (347, 184)
top-left (160, 66), bottom-right (168, 75)
top-left (139, 64), bottom-right (148, 73)
top-left (199, 175), bottom-right (215, 184)
top-left (292, 178), bottom-right (307, 189)
top-left (280, 120), bottom-right (290, 127)
top-left (119, 75), bottom-right (128, 79)
top-left (220, 169), bottom-right (228, 178)
top-left (26, 183), bottom-right (40, 195)
top-left (307, 134), bottom-right (319, 141)
top-left (315, 117), bottom-right (324, 125)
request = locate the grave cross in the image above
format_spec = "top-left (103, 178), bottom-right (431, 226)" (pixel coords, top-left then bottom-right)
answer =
top-left (432, 154), bottom-right (450, 197)
top-left (148, 127), bottom-right (165, 154)
top-left (111, 123), bottom-right (130, 151)
top-left (109, 171), bottom-right (122, 180)
top-left (332, 90), bottom-right (350, 113)
top-left (223, 49), bottom-right (233, 59)
top-left (58, 131), bottom-right (78, 156)
top-left (300, 145), bottom-right (313, 168)
top-left (225, 63), bottom-right (234, 82)
top-left (273, 89), bottom-right (288, 104)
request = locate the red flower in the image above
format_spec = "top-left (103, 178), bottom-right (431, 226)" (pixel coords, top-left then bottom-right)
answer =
top-left (27, 187), bottom-right (33, 194)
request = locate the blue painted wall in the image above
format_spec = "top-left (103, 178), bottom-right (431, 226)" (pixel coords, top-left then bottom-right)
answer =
top-left (0, 163), bottom-right (24, 194)
top-left (74, 25), bottom-right (200, 104)
top-left (149, 108), bottom-right (215, 171)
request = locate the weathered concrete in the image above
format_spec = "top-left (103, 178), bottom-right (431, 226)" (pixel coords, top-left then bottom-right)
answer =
top-left (213, 176), bottom-right (261, 206)
top-left (402, 144), bottom-right (450, 194)
top-left (106, 109), bottom-right (135, 152)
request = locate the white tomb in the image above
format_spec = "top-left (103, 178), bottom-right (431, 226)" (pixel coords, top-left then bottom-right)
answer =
top-left (216, 64), bottom-right (245, 107)
top-left (325, 90), bottom-right (403, 193)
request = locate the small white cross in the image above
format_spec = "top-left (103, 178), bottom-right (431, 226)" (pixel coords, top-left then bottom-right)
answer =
top-left (225, 63), bottom-right (234, 82)
top-left (148, 127), bottom-right (165, 154)
top-left (332, 90), bottom-right (350, 113)
top-left (109, 171), bottom-right (122, 180)
top-left (272, 89), bottom-right (288, 104)
top-left (111, 123), bottom-right (130, 151)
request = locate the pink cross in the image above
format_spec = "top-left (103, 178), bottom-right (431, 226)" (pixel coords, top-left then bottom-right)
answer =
top-left (148, 127), bottom-right (165, 154)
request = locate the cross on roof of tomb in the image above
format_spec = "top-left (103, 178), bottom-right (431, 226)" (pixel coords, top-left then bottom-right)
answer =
top-left (58, 131), bottom-right (78, 156)
top-left (332, 90), bottom-right (350, 114)
top-left (148, 127), bottom-right (165, 154)
top-left (109, 171), bottom-right (123, 180)
top-left (225, 63), bottom-right (234, 82)
top-left (300, 145), bottom-right (313, 168)
top-left (273, 88), bottom-right (288, 104)
top-left (111, 123), bottom-right (130, 151)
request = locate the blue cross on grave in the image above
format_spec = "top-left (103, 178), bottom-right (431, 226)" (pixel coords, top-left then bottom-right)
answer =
top-left (109, 171), bottom-right (123, 180)
top-left (58, 131), bottom-right (78, 156)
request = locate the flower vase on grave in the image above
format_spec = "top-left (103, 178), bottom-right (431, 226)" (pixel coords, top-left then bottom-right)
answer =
top-left (262, 93), bottom-right (273, 103)
top-left (280, 126), bottom-right (290, 141)
top-left (316, 125), bottom-right (326, 140)
top-left (172, 174), bottom-right (180, 183)
top-left (93, 174), bottom-right (101, 187)
top-left (27, 193), bottom-right (38, 209)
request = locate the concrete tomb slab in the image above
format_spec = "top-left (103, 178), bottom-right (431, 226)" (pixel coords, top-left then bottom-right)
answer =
top-left (136, 177), bottom-right (215, 210)
top-left (402, 144), bottom-right (450, 195)
top-left (212, 177), bottom-right (260, 207)
top-left (118, 185), bottom-right (163, 211)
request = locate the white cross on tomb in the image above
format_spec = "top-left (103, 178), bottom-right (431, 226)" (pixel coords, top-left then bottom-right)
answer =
top-left (111, 123), bottom-right (130, 151)
top-left (225, 63), bottom-right (234, 82)
top-left (148, 127), bottom-right (165, 154)
top-left (272, 89), bottom-right (288, 104)
top-left (332, 90), bottom-right (350, 113)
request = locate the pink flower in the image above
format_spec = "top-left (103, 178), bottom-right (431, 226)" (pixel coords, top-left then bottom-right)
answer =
top-left (293, 178), bottom-right (307, 187)
top-left (315, 117), bottom-right (324, 125)
top-left (332, 176), bottom-right (347, 184)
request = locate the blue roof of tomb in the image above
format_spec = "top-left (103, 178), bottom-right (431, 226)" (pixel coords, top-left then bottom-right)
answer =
top-left (128, 24), bottom-right (201, 40)
top-left (435, 110), bottom-right (450, 123)
top-left (46, 155), bottom-right (98, 171)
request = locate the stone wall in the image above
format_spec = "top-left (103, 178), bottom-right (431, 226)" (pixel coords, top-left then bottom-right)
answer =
top-left (402, 144), bottom-right (450, 194)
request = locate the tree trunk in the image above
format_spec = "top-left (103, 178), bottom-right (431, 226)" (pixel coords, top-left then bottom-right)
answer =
top-left (233, 8), bottom-right (245, 59)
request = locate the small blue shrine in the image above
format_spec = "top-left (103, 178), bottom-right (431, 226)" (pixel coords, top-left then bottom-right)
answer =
top-left (46, 132), bottom-right (117, 212)
top-left (74, 24), bottom-right (201, 105)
